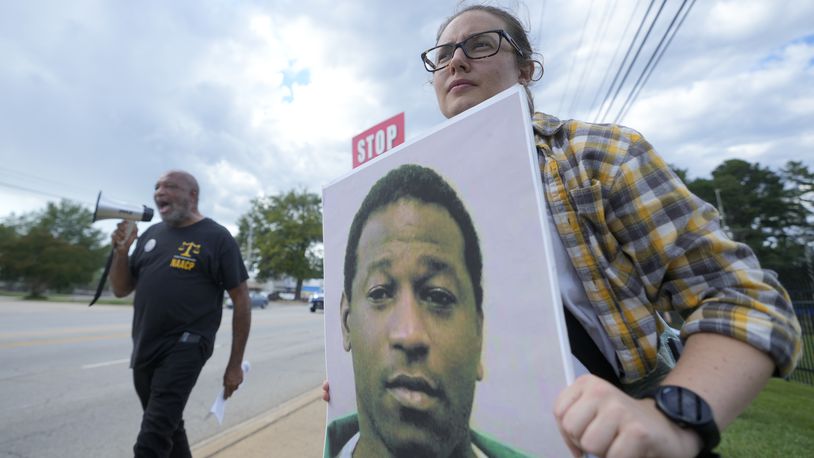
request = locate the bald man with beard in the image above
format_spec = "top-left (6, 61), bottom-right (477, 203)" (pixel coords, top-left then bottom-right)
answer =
top-left (110, 170), bottom-right (251, 458)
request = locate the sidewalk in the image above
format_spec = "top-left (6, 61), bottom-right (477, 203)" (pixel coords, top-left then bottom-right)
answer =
top-left (192, 387), bottom-right (326, 457)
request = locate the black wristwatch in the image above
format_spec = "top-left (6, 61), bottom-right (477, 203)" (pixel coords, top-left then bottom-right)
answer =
top-left (645, 385), bottom-right (720, 457)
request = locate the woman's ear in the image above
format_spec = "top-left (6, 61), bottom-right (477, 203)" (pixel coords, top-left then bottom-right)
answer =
top-left (518, 61), bottom-right (534, 85)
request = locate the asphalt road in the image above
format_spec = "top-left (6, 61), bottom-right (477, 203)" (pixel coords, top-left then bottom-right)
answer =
top-left (0, 296), bottom-right (326, 458)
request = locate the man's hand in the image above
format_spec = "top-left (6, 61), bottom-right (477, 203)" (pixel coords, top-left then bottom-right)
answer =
top-left (554, 374), bottom-right (701, 458)
top-left (109, 220), bottom-right (138, 297)
top-left (223, 362), bottom-right (244, 400)
top-left (111, 220), bottom-right (138, 255)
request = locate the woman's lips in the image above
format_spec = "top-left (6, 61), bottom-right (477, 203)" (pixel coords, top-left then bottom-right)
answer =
top-left (448, 80), bottom-right (475, 94)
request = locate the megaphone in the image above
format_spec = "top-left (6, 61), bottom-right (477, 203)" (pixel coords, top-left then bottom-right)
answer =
top-left (92, 191), bottom-right (154, 222)
top-left (89, 192), bottom-right (154, 307)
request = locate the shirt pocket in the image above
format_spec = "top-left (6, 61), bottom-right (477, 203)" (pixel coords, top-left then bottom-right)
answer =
top-left (569, 179), bottom-right (619, 265)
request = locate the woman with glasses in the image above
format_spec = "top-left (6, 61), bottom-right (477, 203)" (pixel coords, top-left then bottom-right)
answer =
top-left (326, 5), bottom-right (801, 458)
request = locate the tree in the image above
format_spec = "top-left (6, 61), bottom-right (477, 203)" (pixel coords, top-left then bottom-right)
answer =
top-left (236, 189), bottom-right (323, 300)
top-left (667, 164), bottom-right (689, 185)
top-left (781, 160), bottom-right (814, 209)
top-left (684, 159), bottom-right (813, 290)
top-left (0, 200), bottom-right (108, 298)
top-left (780, 160), bottom-right (814, 292)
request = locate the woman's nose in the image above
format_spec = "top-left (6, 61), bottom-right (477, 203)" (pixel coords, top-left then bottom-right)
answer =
top-left (447, 45), bottom-right (470, 72)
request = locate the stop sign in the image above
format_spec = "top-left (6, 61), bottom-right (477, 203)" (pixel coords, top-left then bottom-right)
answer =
top-left (352, 112), bottom-right (405, 169)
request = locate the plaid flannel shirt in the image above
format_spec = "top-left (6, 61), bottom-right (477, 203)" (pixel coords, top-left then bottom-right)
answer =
top-left (533, 112), bottom-right (802, 383)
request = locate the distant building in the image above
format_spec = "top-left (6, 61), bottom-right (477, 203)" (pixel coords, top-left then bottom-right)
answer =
top-left (250, 276), bottom-right (323, 300)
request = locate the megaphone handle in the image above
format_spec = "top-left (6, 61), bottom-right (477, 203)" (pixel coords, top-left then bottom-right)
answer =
top-left (117, 220), bottom-right (137, 250)
top-left (125, 220), bottom-right (137, 240)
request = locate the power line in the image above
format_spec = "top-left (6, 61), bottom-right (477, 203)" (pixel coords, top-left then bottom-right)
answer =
top-left (589, 0), bottom-right (644, 122)
top-left (595, 0), bottom-right (658, 121)
top-left (613, 0), bottom-right (690, 123)
top-left (615, 0), bottom-right (697, 123)
top-left (556, 0), bottom-right (597, 116)
top-left (536, 0), bottom-right (548, 54)
top-left (0, 181), bottom-right (91, 206)
top-left (0, 165), bottom-right (98, 199)
top-left (567, 0), bottom-right (617, 116)
top-left (0, 165), bottom-right (98, 208)
top-left (596, 0), bottom-right (663, 122)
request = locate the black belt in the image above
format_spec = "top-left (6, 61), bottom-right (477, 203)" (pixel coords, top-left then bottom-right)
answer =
top-left (179, 332), bottom-right (201, 343)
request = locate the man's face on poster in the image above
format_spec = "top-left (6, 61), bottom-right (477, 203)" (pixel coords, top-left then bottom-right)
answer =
top-left (341, 197), bottom-right (484, 456)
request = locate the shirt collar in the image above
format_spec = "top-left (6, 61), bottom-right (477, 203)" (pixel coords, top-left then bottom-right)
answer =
top-left (342, 431), bottom-right (489, 457)
top-left (532, 111), bottom-right (564, 137)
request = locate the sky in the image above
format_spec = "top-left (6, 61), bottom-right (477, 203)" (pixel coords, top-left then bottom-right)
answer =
top-left (1, 0), bottom-right (812, 236)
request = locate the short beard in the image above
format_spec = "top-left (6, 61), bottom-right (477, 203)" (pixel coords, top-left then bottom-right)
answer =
top-left (161, 200), bottom-right (193, 227)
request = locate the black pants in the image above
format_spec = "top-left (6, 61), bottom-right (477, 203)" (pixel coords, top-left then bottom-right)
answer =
top-left (133, 338), bottom-right (208, 458)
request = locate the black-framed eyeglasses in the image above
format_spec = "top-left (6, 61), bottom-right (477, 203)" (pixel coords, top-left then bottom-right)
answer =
top-left (421, 29), bottom-right (523, 73)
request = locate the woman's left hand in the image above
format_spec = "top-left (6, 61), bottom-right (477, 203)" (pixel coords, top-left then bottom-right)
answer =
top-left (554, 374), bottom-right (701, 458)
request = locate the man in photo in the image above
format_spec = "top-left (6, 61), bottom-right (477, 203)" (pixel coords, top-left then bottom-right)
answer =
top-left (326, 164), bottom-right (525, 457)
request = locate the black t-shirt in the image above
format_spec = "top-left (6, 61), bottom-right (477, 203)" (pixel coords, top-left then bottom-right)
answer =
top-left (129, 218), bottom-right (248, 368)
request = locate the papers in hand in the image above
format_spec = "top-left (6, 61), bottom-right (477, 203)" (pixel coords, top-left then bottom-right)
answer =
top-left (208, 361), bottom-right (251, 425)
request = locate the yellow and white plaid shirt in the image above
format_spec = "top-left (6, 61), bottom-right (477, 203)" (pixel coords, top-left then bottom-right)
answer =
top-left (533, 112), bottom-right (802, 383)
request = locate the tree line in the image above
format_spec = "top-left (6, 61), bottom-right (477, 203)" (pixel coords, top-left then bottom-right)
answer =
top-left (673, 159), bottom-right (813, 295)
top-left (1, 159), bottom-right (811, 299)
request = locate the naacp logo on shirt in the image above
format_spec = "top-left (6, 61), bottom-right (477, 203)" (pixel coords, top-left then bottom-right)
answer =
top-left (170, 241), bottom-right (201, 271)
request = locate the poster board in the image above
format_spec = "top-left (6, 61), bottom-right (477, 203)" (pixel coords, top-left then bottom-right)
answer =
top-left (322, 85), bottom-right (574, 457)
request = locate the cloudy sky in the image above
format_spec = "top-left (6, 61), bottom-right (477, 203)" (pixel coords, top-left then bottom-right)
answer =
top-left (1, 0), bottom-right (812, 235)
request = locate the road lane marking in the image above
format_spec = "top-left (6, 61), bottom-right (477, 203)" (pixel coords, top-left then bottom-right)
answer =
top-left (82, 358), bottom-right (130, 369)
top-left (0, 323), bottom-right (130, 339)
top-left (0, 332), bottom-right (129, 349)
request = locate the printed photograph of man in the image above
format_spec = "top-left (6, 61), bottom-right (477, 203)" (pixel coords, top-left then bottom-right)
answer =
top-left (323, 87), bottom-right (574, 457)
top-left (325, 164), bottom-right (526, 457)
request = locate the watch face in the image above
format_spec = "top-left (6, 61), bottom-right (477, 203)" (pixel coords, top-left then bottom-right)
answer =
top-left (657, 386), bottom-right (714, 426)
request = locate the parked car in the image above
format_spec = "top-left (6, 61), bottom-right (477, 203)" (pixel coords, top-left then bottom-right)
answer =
top-left (309, 292), bottom-right (324, 312)
top-left (250, 291), bottom-right (269, 309)
top-left (225, 291), bottom-right (268, 309)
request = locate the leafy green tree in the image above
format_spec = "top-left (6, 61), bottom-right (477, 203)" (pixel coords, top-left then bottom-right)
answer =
top-left (684, 159), bottom-right (813, 290)
top-left (236, 189), bottom-right (322, 300)
top-left (781, 160), bottom-right (814, 208)
top-left (0, 200), bottom-right (108, 298)
top-left (0, 223), bottom-right (18, 280)
top-left (779, 161), bottom-right (814, 292)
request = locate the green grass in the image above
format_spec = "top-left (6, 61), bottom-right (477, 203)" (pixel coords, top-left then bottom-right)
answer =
top-left (717, 378), bottom-right (814, 457)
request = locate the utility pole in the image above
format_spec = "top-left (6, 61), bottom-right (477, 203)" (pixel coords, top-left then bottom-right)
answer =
top-left (715, 188), bottom-right (734, 239)
top-left (246, 222), bottom-right (253, 271)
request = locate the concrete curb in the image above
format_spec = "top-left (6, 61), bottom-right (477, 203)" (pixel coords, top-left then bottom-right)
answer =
top-left (192, 386), bottom-right (322, 457)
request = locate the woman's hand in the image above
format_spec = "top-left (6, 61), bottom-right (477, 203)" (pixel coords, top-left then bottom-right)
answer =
top-left (554, 374), bottom-right (701, 458)
top-left (322, 380), bottom-right (330, 402)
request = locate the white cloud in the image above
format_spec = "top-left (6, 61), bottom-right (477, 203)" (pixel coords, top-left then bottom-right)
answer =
top-left (0, 0), bottom-right (811, 232)
top-left (705, 1), bottom-right (773, 40)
